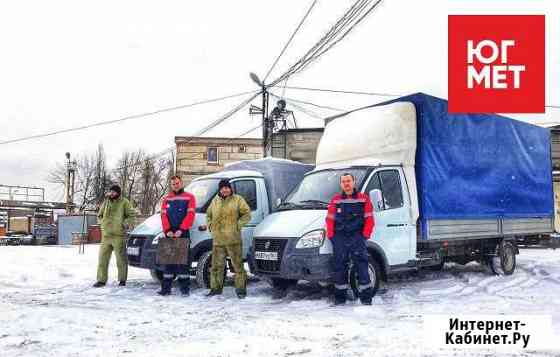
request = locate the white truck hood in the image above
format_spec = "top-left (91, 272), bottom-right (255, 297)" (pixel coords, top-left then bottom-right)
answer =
top-left (254, 209), bottom-right (327, 238)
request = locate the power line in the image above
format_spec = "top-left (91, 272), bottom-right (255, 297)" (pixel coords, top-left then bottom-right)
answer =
top-left (279, 95), bottom-right (347, 112)
top-left (286, 0), bottom-right (383, 79)
top-left (282, 85), bottom-right (400, 97)
top-left (0, 90), bottom-right (259, 146)
top-left (113, 91), bottom-right (262, 172)
top-left (263, 0), bottom-right (319, 83)
top-left (283, 86), bottom-right (560, 109)
top-left (161, 123), bottom-right (265, 166)
top-left (267, 0), bottom-right (367, 87)
top-left (233, 123), bottom-right (263, 139)
top-left (269, 92), bottom-right (324, 121)
top-left (269, 0), bottom-right (383, 87)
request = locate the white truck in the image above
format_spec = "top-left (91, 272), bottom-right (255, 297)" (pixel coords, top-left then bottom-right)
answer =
top-left (249, 93), bottom-right (554, 298)
top-left (126, 158), bottom-right (313, 287)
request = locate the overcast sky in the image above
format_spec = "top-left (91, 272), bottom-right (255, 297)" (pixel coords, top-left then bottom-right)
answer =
top-left (0, 0), bottom-right (558, 201)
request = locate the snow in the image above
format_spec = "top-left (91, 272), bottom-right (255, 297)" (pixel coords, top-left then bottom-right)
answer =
top-left (1, 245), bottom-right (560, 357)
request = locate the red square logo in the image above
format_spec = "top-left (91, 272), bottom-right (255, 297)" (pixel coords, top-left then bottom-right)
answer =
top-left (448, 15), bottom-right (545, 113)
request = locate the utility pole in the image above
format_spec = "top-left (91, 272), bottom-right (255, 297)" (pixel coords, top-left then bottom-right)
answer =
top-left (249, 73), bottom-right (271, 157)
top-left (64, 152), bottom-right (77, 214)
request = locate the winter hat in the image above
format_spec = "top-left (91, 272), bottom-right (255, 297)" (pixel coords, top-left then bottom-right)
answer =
top-left (109, 184), bottom-right (122, 196)
top-left (218, 179), bottom-right (232, 190)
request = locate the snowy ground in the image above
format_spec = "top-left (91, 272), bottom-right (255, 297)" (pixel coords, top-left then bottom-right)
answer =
top-left (1, 245), bottom-right (560, 357)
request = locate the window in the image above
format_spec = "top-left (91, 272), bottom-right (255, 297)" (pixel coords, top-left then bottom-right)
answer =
top-left (185, 179), bottom-right (219, 213)
top-left (207, 147), bottom-right (218, 164)
top-left (365, 170), bottom-right (403, 210)
top-left (232, 180), bottom-right (258, 210)
top-left (238, 145), bottom-right (247, 153)
top-left (284, 168), bottom-right (369, 206)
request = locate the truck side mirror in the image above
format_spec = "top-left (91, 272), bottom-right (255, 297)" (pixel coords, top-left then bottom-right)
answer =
top-left (369, 189), bottom-right (383, 211)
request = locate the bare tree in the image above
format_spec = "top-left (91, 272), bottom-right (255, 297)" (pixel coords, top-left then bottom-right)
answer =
top-left (47, 144), bottom-right (111, 212)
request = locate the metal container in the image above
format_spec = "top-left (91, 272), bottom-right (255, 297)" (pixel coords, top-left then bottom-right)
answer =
top-left (57, 215), bottom-right (97, 245)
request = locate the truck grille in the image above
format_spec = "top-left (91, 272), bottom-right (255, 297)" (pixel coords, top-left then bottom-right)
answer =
top-left (254, 238), bottom-right (287, 272)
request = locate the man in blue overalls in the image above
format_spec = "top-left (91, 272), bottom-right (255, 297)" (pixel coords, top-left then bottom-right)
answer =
top-left (159, 175), bottom-right (196, 296)
top-left (326, 173), bottom-right (375, 305)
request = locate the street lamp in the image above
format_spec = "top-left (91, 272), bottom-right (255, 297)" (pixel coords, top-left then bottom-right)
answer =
top-left (249, 72), bottom-right (263, 87)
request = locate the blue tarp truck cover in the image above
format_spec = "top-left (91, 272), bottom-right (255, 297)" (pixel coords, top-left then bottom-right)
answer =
top-left (319, 93), bottom-right (553, 239)
top-left (378, 93), bottom-right (554, 234)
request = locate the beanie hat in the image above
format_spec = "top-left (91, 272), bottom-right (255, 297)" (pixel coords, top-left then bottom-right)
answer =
top-left (109, 184), bottom-right (122, 196)
top-left (218, 179), bottom-right (232, 190)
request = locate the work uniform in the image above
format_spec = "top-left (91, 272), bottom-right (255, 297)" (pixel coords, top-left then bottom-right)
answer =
top-left (326, 189), bottom-right (375, 304)
top-left (206, 193), bottom-right (251, 293)
top-left (160, 188), bottom-right (196, 295)
top-left (96, 196), bottom-right (136, 284)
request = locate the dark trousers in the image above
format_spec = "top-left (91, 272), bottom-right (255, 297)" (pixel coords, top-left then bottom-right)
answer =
top-left (332, 232), bottom-right (371, 292)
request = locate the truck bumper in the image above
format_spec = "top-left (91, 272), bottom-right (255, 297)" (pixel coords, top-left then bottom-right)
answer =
top-left (126, 235), bottom-right (158, 270)
top-left (251, 237), bottom-right (334, 281)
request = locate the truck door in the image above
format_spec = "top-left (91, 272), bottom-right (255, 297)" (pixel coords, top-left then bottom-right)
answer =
top-left (230, 179), bottom-right (265, 258)
top-left (363, 168), bottom-right (415, 265)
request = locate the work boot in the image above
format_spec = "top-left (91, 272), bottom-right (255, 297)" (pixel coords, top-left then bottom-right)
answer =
top-left (206, 289), bottom-right (222, 297)
top-left (118, 281), bottom-right (126, 287)
top-left (157, 278), bottom-right (172, 296)
top-left (236, 288), bottom-right (247, 299)
top-left (334, 289), bottom-right (347, 306)
top-left (359, 287), bottom-right (373, 305)
top-left (178, 279), bottom-right (190, 296)
top-left (92, 282), bottom-right (106, 288)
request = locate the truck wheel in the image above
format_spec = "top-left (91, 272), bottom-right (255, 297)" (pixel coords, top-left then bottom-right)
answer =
top-left (349, 256), bottom-right (381, 300)
top-left (195, 250), bottom-right (227, 289)
top-left (490, 241), bottom-right (516, 276)
top-left (268, 278), bottom-right (298, 290)
top-left (150, 269), bottom-right (163, 283)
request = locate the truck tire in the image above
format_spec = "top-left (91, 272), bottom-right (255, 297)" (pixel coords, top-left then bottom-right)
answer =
top-left (150, 269), bottom-right (163, 283)
top-left (195, 250), bottom-right (227, 289)
top-left (490, 241), bottom-right (516, 276)
top-left (349, 256), bottom-right (381, 300)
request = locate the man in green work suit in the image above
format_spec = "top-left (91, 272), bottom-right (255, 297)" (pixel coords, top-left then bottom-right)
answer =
top-left (205, 179), bottom-right (251, 298)
top-left (93, 185), bottom-right (136, 287)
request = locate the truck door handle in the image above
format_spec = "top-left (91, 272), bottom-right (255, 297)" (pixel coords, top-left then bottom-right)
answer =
top-left (386, 224), bottom-right (406, 227)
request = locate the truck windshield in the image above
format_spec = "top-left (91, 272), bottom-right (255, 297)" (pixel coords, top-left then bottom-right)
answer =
top-left (281, 168), bottom-right (369, 209)
top-left (186, 179), bottom-right (219, 211)
top-left (131, 179), bottom-right (220, 236)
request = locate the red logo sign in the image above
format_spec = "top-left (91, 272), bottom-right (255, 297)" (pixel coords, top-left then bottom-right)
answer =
top-left (448, 15), bottom-right (545, 113)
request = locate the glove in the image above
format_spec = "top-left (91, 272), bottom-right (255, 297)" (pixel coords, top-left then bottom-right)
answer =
top-left (174, 230), bottom-right (182, 238)
top-left (166, 231), bottom-right (174, 238)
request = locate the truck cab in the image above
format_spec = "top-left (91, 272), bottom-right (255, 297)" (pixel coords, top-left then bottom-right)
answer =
top-left (127, 170), bottom-right (268, 286)
top-left (127, 159), bottom-right (313, 288)
top-left (251, 165), bottom-right (416, 293)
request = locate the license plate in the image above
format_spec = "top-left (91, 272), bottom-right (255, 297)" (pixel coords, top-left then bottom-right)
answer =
top-left (255, 251), bottom-right (278, 261)
top-left (127, 247), bottom-right (140, 256)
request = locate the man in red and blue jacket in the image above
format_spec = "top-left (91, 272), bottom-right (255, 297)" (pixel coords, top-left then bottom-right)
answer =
top-left (158, 175), bottom-right (196, 296)
top-left (326, 173), bottom-right (375, 305)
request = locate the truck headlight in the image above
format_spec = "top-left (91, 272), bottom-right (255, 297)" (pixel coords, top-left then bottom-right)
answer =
top-left (151, 232), bottom-right (165, 245)
top-left (296, 230), bottom-right (325, 249)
